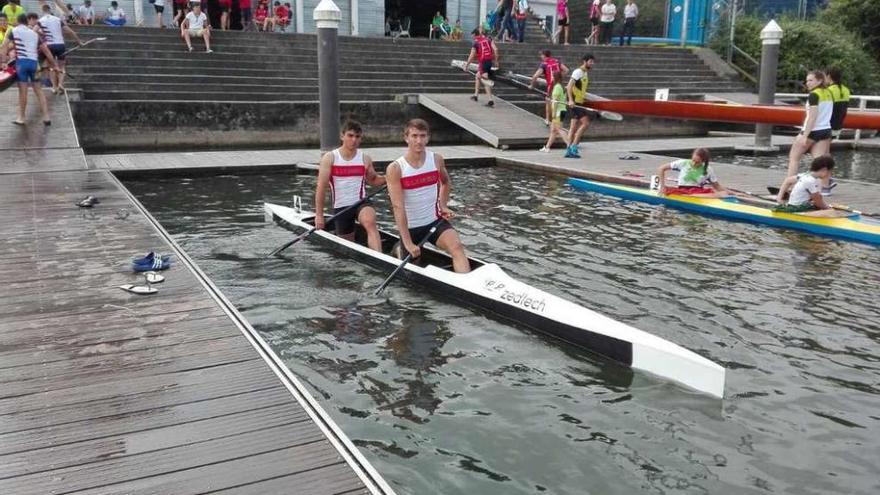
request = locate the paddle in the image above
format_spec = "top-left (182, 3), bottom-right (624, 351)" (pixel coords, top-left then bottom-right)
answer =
top-left (61, 37), bottom-right (108, 58)
top-left (501, 70), bottom-right (624, 121)
top-left (267, 185), bottom-right (387, 257)
top-left (374, 218), bottom-right (443, 296)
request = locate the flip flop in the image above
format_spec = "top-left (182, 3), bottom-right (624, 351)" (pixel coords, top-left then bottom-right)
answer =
top-left (618, 154), bottom-right (640, 160)
top-left (76, 196), bottom-right (100, 208)
top-left (132, 257), bottom-right (172, 272)
top-left (132, 252), bottom-right (170, 264)
top-left (119, 284), bottom-right (158, 295)
top-left (144, 271), bottom-right (165, 284)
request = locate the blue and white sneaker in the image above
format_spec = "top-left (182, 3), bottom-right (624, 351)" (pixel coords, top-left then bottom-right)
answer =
top-left (132, 254), bottom-right (172, 272)
top-left (821, 178), bottom-right (837, 195)
top-left (132, 252), bottom-right (171, 265)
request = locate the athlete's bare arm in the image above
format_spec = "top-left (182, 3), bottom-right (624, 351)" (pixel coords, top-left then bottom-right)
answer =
top-left (63, 24), bottom-right (84, 45)
top-left (566, 77), bottom-right (576, 105)
top-left (464, 48), bottom-right (476, 71)
top-left (364, 155), bottom-right (385, 186)
top-left (386, 161), bottom-right (419, 256)
top-left (314, 151), bottom-right (334, 230)
top-left (529, 67), bottom-right (542, 89)
top-left (775, 175), bottom-right (798, 204)
top-left (435, 155), bottom-right (454, 220)
top-left (490, 40), bottom-right (499, 67)
top-left (561, 64), bottom-right (570, 77)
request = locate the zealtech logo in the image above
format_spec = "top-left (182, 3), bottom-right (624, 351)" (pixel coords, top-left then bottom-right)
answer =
top-left (484, 279), bottom-right (546, 313)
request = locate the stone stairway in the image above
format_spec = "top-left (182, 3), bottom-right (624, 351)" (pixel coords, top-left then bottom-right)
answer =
top-left (68, 26), bottom-right (748, 103)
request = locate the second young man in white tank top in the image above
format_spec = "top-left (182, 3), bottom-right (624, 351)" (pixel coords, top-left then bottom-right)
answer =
top-left (385, 119), bottom-right (470, 273)
top-left (315, 121), bottom-right (385, 251)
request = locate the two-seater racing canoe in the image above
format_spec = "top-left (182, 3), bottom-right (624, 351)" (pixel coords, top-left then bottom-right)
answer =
top-left (568, 178), bottom-right (880, 245)
top-left (265, 201), bottom-right (726, 398)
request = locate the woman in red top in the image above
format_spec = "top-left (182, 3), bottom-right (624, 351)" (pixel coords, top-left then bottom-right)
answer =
top-left (254, 0), bottom-right (268, 30)
top-left (218, 0), bottom-right (232, 30)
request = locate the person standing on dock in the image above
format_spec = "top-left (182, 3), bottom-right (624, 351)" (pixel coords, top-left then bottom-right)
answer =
top-left (599, 0), bottom-right (616, 46)
top-left (464, 28), bottom-right (498, 107)
top-left (565, 53), bottom-right (594, 158)
top-left (529, 49), bottom-right (568, 125)
top-left (826, 67), bottom-right (850, 139)
top-left (539, 71), bottom-right (570, 153)
top-left (0, 13), bottom-right (58, 125)
top-left (314, 120), bottom-right (386, 252)
top-left (619, 0), bottom-right (637, 46)
top-left (38, 3), bottom-right (83, 95)
top-left (386, 119), bottom-right (470, 273)
top-left (785, 70), bottom-right (832, 181)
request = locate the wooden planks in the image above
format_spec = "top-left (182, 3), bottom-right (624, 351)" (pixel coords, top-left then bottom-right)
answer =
top-left (0, 169), bottom-right (382, 494)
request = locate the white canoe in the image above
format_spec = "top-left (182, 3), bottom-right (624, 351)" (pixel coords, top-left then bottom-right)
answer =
top-left (265, 202), bottom-right (726, 398)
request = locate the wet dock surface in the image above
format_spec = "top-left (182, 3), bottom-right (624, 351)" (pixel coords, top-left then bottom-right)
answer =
top-left (0, 90), bottom-right (387, 494)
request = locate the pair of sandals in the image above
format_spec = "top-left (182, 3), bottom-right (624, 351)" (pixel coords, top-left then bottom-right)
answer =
top-left (119, 252), bottom-right (173, 295)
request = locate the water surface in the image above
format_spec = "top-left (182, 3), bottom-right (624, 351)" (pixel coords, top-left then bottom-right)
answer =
top-left (125, 166), bottom-right (880, 495)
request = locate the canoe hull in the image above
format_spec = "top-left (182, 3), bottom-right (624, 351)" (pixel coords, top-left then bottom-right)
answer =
top-left (585, 99), bottom-right (880, 130)
top-left (265, 202), bottom-right (726, 398)
top-left (567, 179), bottom-right (880, 245)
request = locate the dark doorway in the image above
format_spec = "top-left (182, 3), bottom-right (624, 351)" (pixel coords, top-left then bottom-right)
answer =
top-left (385, 0), bottom-right (446, 38)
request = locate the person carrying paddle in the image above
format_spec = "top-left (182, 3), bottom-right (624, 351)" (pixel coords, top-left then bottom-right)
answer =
top-left (528, 49), bottom-right (568, 125)
top-left (774, 155), bottom-right (835, 214)
top-left (386, 119), bottom-right (470, 273)
top-left (539, 71), bottom-right (569, 152)
top-left (314, 120), bottom-right (385, 252)
top-left (786, 70), bottom-right (832, 180)
top-left (0, 13), bottom-right (58, 126)
top-left (464, 27), bottom-right (498, 107)
top-left (656, 148), bottom-right (728, 197)
top-left (565, 53), bottom-right (594, 158)
top-left (38, 3), bottom-right (83, 94)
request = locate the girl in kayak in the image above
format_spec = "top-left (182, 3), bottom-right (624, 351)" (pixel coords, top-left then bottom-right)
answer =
top-left (656, 148), bottom-right (727, 197)
top-left (774, 155), bottom-right (837, 216)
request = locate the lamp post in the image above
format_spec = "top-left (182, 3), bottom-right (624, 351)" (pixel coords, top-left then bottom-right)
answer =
top-left (755, 20), bottom-right (783, 150)
top-left (314, 0), bottom-right (341, 152)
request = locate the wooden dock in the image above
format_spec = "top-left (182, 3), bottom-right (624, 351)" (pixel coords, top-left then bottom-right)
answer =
top-left (0, 91), bottom-right (393, 494)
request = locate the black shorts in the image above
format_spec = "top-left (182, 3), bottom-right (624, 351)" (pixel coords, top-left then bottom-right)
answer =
top-left (479, 60), bottom-right (494, 77)
top-left (48, 44), bottom-right (66, 61)
top-left (569, 106), bottom-right (590, 120)
top-left (332, 201), bottom-right (372, 236)
top-left (558, 17), bottom-right (568, 27)
top-left (154, 4), bottom-right (164, 13)
top-left (591, 17), bottom-right (600, 26)
top-left (407, 219), bottom-right (453, 247)
top-left (807, 129), bottom-right (832, 142)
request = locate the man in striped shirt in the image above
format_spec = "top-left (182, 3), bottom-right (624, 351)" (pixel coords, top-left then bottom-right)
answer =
top-left (0, 13), bottom-right (59, 125)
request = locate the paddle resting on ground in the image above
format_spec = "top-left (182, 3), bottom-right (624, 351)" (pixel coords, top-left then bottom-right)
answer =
top-left (267, 185), bottom-right (387, 257)
top-left (374, 218), bottom-right (444, 295)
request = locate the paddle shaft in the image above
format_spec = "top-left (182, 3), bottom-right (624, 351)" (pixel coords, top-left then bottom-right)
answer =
top-left (502, 71), bottom-right (623, 121)
top-left (267, 185), bottom-right (387, 257)
top-left (61, 37), bottom-right (108, 58)
top-left (374, 218), bottom-right (443, 296)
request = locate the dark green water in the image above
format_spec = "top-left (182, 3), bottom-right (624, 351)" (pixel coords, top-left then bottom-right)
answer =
top-left (125, 166), bottom-right (880, 495)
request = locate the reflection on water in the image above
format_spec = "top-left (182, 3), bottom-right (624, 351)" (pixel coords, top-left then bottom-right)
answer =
top-left (125, 165), bottom-right (880, 495)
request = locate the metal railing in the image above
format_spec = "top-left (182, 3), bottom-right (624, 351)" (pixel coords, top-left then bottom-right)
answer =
top-left (776, 92), bottom-right (880, 145)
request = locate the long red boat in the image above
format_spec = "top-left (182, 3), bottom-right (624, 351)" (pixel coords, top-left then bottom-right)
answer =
top-left (585, 99), bottom-right (880, 130)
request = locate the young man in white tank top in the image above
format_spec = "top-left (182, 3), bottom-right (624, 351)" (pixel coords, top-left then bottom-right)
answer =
top-left (315, 120), bottom-right (385, 251)
top-left (385, 119), bottom-right (470, 273)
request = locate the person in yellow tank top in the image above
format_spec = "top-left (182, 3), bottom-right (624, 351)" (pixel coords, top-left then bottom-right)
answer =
top-left (825, 67), bottom-right (851, 139)
top-left (785, 70), bottom-right (833, 179)
top-left (0, 14), bottom-right (10, 41)
top-left (1, 0), bottom-right (25, 26)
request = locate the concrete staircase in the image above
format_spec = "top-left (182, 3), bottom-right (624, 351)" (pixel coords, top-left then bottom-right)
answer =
top-left (68, 26), bottom-right (748, 102)
top-left (65, 26), bottom-right (748, 150)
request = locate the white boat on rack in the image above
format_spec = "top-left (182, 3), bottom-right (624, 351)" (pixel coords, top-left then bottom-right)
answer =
top-left (265, 201), bottom-right (726, 398)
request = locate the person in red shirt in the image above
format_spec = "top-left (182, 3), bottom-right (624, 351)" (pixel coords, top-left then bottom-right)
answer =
top-left (254, 0), bottom-right (268, 30)
top-left (529, 49), bottom-right (568, 125)
top-left (237, 0), bottom-right (252, 30)
top-left (218, 0), bottom-right (232, 30)
top-left (463, 27), bottom-right (498, 107)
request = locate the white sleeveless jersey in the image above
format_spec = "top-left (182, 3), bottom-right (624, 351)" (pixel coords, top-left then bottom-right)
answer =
top-left (397, 151), bottom-right (440, 229)
top-left (39, 15), bottom-right (65, 45)
top-left (329, 149), bottom-right (366, 209)
top-left (11, 25), bottom-right (39, 61)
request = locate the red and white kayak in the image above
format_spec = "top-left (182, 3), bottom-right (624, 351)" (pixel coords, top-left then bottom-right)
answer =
top-left (586, 99), bottom-right (880, 130)
top-left (0, 50), bottom-right (17, 92)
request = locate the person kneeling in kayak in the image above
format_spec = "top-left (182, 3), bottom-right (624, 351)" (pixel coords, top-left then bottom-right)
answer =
top-left (656, 148), bottom-right (727, 197)
top-left (386, 118), bottom-right (470, 273)
top-left (773, 155), bottom-right (836, 215)
top-left (315, 120), bottom-right (385, 251)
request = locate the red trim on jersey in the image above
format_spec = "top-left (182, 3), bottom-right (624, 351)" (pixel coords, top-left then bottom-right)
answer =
top-left (331, 164), bottom-right (366, 177)
top-left (400, 171), bottom-right (439, 190)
